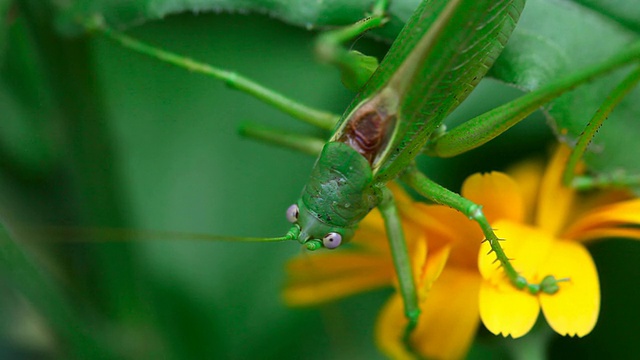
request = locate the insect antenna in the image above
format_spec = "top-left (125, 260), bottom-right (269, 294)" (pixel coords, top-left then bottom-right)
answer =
top-left (10, 224), bottom-right (296, 244)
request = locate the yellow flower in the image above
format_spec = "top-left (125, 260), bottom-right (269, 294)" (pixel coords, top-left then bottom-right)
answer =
top-left (283, 146), bottom-right (640, 360)
top-left (476, 146), bottom-right (640, 339)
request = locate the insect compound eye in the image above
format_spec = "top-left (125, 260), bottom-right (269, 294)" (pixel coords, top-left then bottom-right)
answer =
top-left (286, 204), bottom-right (299, 223)
top-left (322, 232), bottom-right (342, 249)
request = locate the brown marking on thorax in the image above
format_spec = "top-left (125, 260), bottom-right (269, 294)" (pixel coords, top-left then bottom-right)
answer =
top-left (336, 99), bottom-right (396, 165)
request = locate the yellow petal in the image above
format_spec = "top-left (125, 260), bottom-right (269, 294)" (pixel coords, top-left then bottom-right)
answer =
top-left (401, 203), bottom-right (466, 245)
top-left (392, 236), bottom-right (448, 294)
top-left (352, 209), bottom-right (393, 252)
top-left (412, 236), bottom-right (429, 288)
top-left (569, 227), bottom-right (640, 242)
top-left (283, 268), bottom-right (392, 306)
top-left (375, 295), bottom-right (414, 360)
top-left (539, 241), bottom-right (600, 337)
top-left (479, 220), bottom-right (554, 285)
top-left (417, 245), bottom-right (451, 298)
top-left (479, 279), bottom-right (540, 338)
top-left (570, 188), bottom-right (632, 218)
top-left (376, 267), bottom-right (481, 360)
top-left (286, 252), bottom-right (389, 279)
top-left (412, 268), bottom-right (482, 360)
top-left (402, 204), bottom-right (481, 272)
top-left (562, 199), bottom-right (640, 240)
top-left (506, 158), bottom-right (545, 224)
top-left (283, 253), bottom-right (393, 306)
top-left (357, 208), bottom-right (424, 255)
top-left (462, 172), bottom-right (525, 223)
top-left (388, 182), bottom-right (416, 209)
top-left (535, 145), bottom-right (575, 236)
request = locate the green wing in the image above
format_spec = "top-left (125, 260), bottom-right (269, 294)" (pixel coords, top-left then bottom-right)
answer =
top-left (333, 0), bottom-right (526, 183)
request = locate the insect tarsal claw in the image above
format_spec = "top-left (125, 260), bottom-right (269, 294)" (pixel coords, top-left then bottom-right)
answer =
top-left (540, 275), bottom-right (568, 294)
top-left (466, 204), bottom-right (484, 220)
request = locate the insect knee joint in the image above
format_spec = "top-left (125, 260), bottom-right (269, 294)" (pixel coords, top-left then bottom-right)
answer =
top-left (406, 308), bottom-right (421, 321)
top-left (467, 204), bottom-right (484, 220)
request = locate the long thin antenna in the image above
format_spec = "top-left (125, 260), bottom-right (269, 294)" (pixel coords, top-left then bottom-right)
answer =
top-left (13, 225), bottom-right (299, 243)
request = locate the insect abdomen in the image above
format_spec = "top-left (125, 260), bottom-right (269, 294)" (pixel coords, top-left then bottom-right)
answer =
top-left (336, 99), bottom-right (396, 165)
top-left (333, 88), bottom-right (399, 167)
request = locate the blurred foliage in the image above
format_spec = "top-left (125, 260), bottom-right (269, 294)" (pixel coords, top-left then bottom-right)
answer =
top-left (42, 0), bottom-right (640, 185)
top-left (0, 0), bottom-right (639, 359)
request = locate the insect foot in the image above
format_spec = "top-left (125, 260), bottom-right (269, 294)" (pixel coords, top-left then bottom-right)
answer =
top-left (526, 275), bottom-right (570, 295)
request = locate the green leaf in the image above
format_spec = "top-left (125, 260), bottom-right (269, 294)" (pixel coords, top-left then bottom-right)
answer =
top-left (0, 17), bottom-right (59, 181)
top-left (357, 0), bottom-right (526, 182)
top-left (0, 0), bottom-right (12, 62)
top-left (574, 0), bottom-right (640, 32)
top-left (46, 0), bottom-right (640, 184)
top-left (51, 0), bottom-right (419, 37)
top-left (492, 0), bottom-right (640, 187)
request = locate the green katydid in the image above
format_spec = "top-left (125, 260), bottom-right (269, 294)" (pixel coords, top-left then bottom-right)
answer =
top-left (74, 0), bottom-right (640, 351)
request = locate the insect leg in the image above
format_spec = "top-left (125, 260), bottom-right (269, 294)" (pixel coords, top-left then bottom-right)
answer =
top-left (564, 66), bottom-right (640, 190)
top-left (423, 41), bottom-right (640, 158)
top-left (402, 168), bottom-right (562, 295)
top-left (377, 186), bottom-right (420, 352)
top-left (89, 19), bottom-right (339, 130)
top-left (314, 0), bottom-right (389, 91)
top-left (238, 122), bottom-right (326, 156)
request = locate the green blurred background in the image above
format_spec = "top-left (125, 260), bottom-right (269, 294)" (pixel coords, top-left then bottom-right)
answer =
top-left (1, 9), bottom-right (640, 360)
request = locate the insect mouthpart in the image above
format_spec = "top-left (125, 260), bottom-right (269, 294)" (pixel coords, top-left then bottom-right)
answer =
top-left (304, 239), bottom-right (323, 251)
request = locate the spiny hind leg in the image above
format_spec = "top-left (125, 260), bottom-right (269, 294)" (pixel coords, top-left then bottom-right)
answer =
top-left (401, 168), bottom-right (564, 295)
